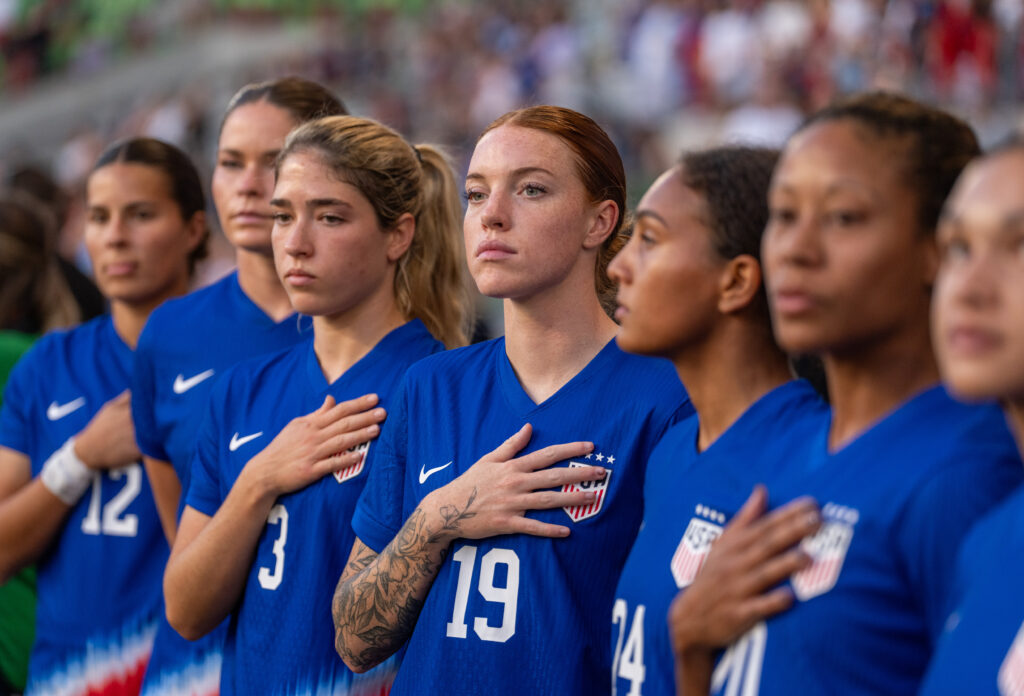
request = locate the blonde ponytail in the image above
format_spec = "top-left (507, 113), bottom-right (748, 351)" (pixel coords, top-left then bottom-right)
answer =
top-left (396, 145), bottom-right (471, 348)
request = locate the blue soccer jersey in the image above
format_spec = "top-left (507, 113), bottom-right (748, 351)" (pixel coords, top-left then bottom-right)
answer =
top-left (185, 320), bottom-right (442, 696)
top-left (0, 316), bottom-right (167, 696)
top-left (708, 386), bottom-right (1023, 696)
top-left (918, 484), bottom-right (1024, 696)
top-left (133, 272), bottom-right (305, 696)
top-left (611, 380), bottom-right (828, 696)
top-left (352, 338), bottom-right (693, 696)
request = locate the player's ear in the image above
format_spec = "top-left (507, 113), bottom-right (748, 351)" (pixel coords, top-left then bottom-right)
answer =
top-left (386, 212), bottom-right (415, 262)
top-left (717, 254), bottom-right (761, 315)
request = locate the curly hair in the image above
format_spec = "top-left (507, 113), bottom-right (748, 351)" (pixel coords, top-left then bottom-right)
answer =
top-left (799, 91), bottom-right (980, 236)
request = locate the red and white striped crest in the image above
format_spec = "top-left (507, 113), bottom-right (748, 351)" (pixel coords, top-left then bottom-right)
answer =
top-left (999, 620), bottom-right (1024, 696)
top-left (562, 462), bottom-right (611, 522)
top-left (671, 517), bottom-right (723, 588)
top-left (792, 519), bottom-right (854, 601)
top-left (334, 441), bottom-right (370, 484)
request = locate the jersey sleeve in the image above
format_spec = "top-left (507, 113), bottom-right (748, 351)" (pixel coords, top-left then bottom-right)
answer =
top-left (183, 380), bottom-right (227, 517)
top-left (895, 452), bottom-right (1024, 642)
top-left (352, 375), bottom-right (410, 553)
top-left (131, 321), bottom-right (169, 462)
top-left (0, 342), bottom-right (40, 457)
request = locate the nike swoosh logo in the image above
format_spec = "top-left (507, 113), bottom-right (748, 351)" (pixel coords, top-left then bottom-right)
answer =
top-left (229, 431), bottom-right (263, 452)
top-left (173, 369), bottom-right (215, 394)
top-left (419, 461), bottom-right (452, 485)
top-left (46, 397), bottom-right (86, 421)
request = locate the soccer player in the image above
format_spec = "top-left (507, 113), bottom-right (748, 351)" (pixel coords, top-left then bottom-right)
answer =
top-left (133, 77), bottom-right (346, 696)
top-left (668, 93), bottom-right (1024, 696)
top-left (163, 114), bottom-right (470, 695)
top-left (606, 146), bottom-right (829, 696)
top-left (918, 143), bottom-right (1024, 695)
top-left (332, 105), bottom-right (692, 695)
top-left (0, 137), bottom-right (207, 695)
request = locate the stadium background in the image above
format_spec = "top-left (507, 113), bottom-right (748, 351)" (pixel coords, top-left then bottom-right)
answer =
top-left (0, 0), bottom-right (1021, 332)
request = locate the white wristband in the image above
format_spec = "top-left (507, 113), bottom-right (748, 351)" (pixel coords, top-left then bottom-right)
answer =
top-left (40, 438), bottom-right (94, 505)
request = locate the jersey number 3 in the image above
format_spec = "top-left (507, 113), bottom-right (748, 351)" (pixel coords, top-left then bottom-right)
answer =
top-left (258, 504), bottom-right (289, 591)
top-left (446, 544), bottom-right (519, 643)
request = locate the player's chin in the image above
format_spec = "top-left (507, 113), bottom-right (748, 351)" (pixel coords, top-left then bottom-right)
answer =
top-left (283, 292), bottom-right (326, 317)
top-left (942, 363), bottom-right (1022, 404)
top-left (614, 328), bottom-right (656, 357)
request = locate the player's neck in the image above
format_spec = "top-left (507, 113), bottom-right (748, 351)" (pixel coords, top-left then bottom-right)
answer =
top-left (823, 322), bottom-right (939, 452)
top-left (502, 283), bottom-right (617, 405)
top-left (312, 290), bottom-right (406, 385)
top-left (109, 280), bottom-right (189, 349)
top-left (1004, 399), bottom-right (1024, 458)
top-left (235, 248), bottom-right (293, 322)
top-left (673, 320), bottom-right (791, 452)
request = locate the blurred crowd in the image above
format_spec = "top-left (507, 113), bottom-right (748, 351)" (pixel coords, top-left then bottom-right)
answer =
top-left (2, 0), bottom-right (1023, 287)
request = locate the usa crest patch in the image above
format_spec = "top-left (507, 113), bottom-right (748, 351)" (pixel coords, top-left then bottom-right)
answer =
top-left (334, 441), bottom-right (370, 483)
top-left (998, 620), bottom-right (1024, 696)
top-left (562, 461), bottom-right (610, 522)
top-left (671, 505), bottom-right (725, 588)
top-left (792, 502), bottom-right (857, 601)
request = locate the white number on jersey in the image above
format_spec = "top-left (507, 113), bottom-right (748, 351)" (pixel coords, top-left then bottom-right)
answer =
top-left (445, 544), bottom-right (519, 643)
top-left (80, 464), bottom-right (142, 537)
top-left (257, 504), bottom-right (289, 590)
top-left (612, 599), bottom-right (646, 696)
top-left (711, 621), bottom-right (767, 696)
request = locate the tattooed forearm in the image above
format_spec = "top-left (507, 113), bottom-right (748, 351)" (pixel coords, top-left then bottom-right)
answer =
top-left (332, 488), bottom-right (479, 672)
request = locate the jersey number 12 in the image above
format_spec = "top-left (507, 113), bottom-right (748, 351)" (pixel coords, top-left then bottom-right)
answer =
top-left (80, 464), bottom-right (141, 537)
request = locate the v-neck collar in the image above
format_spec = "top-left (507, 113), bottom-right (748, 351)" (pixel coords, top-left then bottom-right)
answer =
top-left (229, 271), bottom-right (298, 329)
top-left (303, 320), bottom-right (424, 396)
top-left (820, 383), bottom-right (945, 458)
top-left (691, 380), bottom-right (818, 457)
top-left (495, 337), bottom-right (620, 419)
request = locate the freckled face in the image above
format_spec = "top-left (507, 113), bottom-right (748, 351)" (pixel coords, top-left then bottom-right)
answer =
top-left (933, 150), bottom-right (1024, 402)
top-left (463, 125), bottom-right (605, 301)
top-left (271, 150), bottom-right (398, 319)
top-left (85, 162), bottom-right (199, 307)
top-left (609, 166), bottom-right (723, 357)
top-left (763, 120), bottom-right (936, 356)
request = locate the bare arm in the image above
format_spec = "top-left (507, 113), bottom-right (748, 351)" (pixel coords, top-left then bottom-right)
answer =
top-left (332, 423), bottom-right (604, 673)
top-left (669, 486), bottom-right (821, 696)
top-left (143, 456), bottom-right (181, 546)
top-left (0, 446), bottom-right (72, 582)
top-left (0, 392), bottom-right (143, 582)
top-left (164, 394), bottom-right (385, 640)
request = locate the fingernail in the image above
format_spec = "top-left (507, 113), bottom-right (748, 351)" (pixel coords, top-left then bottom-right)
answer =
top-left (806, 512), bottom-right (820, 526)
top-left (593, 467), bottom-right (605, 476)
top-left (369, 424), bottom-right (380, 434)
top-left (374, 408), bottom-right (385, 417)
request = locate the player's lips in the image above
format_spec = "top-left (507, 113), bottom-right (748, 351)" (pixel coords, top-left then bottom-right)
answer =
top-left (614, 300), bottom-right (629, 322)
top-left (475, 239), bottom-right (516, 260)
top-left (232, 210), bottom-right (272, 225)
top-left (283, 268), bottom-right (316, 286)
top-left (944, 324), bottom-right (1003, 356)
top-left (102, 261), bottom-right (138, 278)
top-left (771, 286), bottom-right (818, 315)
